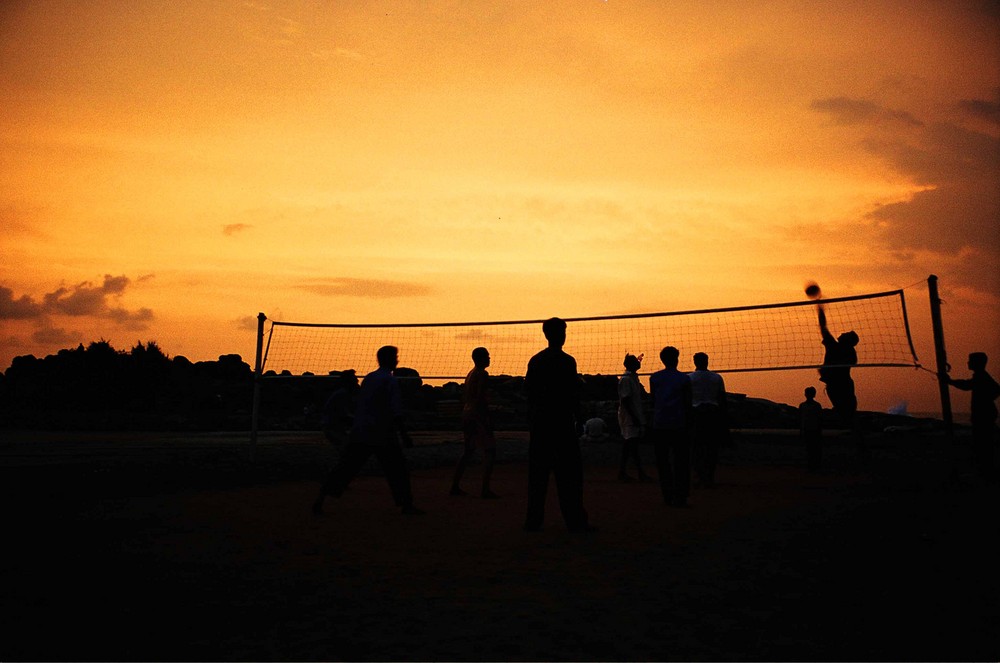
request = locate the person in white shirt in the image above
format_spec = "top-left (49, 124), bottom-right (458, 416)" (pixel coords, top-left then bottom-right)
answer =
top-left (688, 352), bottom-right (727, 488)
top-left (617, 353), bottom-right (651, 482)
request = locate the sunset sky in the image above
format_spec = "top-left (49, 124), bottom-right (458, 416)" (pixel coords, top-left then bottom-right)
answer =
top-left (2, 1), bottom-right (998, 414)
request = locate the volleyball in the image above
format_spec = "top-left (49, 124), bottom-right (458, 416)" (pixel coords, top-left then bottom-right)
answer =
top-left (805, 282), bottom-right (821, 299)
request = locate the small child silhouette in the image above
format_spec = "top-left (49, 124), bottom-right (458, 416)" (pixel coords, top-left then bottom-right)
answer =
top-left (799, 386), bottom-right (823, 472)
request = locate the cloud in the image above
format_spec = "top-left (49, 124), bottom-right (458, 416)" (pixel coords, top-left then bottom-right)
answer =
top-left (869, 182), bottom-right (999, 253)
top-left (0, 203), bottom-right (45, 237)
top-left (223, 223), bottom-right (253, 236)
top-left (863, 122), bottom-right (1000, 255)
top-left (31, 325), bottom-right (78, 346)
top-left (235, 315), bottom-right (261, 331)
top-left (0, 286), bottom-right (45, 319)
top-left (810, 97), bottom-right (924, 128)
top-left (295, 277), bottom-right (432, 298)
top-left (0, 275), bottom-right (154, 327)
top-left (862, 121), bottom-right (1000, 186)
top-left (311, 47), bottom-right (364, 61)
top-left (958, 92), bottom-right (1000, 123)
top-left (812, 94), bottom-right (1000, 296)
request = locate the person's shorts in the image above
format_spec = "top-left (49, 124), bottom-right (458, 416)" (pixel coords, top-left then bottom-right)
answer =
top-left (463, 418), bottom-right (496, 451)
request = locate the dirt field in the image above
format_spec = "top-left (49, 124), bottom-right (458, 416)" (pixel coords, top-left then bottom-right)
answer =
top-left (1, 429), bottom-right (997, 661)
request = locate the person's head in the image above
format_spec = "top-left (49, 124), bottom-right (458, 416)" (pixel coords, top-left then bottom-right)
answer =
top-left (659, 346), bottom-right (679, 369)
top-left (339, 369), bottom-right (358, 388)
top-left (542, 317), bottom-right (567, 348)
top-left (693, 352), bottom-right (709, 370)
top-left (623, 353), bottom-right (641, 372)
top-left (838, 331), bottom-right (859, 347)
top-left (376, 345), bottom-right (399, 370)
top-left (472, 346), bottom-right (490, 368)
top-left (805, 386), bottom-right (817, 400)
top-left (969, 352), bottom-right (988, 371)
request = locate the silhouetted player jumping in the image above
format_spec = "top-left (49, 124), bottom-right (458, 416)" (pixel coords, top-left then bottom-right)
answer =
top-left (817, 306), bottom-right (859, 425)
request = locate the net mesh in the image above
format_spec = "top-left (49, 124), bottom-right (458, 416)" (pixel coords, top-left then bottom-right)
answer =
top-left (258, 291), bottom-right (919, 380)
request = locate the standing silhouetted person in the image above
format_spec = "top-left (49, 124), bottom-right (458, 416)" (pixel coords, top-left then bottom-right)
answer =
top-left (523, 317), bottom-right (592, 532)
top-left (450, 347), bottom-right (499, 498)
top-left (689, 352), bottom-right (726, 488)
top-left (618, 353), bottom-right (651, 482)
top-left (799, 386), bottom-right (823, 472)
top-left (818, 304), bottom-right (862, 453)
top-left (946, 352), bottom-right (1000, 480)
top-left (313, 345), bottom-right (424, 516)
top-left (650, 346), bottom-right (692, 507)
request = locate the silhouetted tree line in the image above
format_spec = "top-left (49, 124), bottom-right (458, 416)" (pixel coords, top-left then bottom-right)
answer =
top-left (0, 341), bottom-right (921, 433)
top-left (0, 341), bottom-right (254, 430)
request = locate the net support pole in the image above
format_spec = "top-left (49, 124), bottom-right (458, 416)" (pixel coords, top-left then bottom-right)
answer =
top-left (928, 275), bottom-right (954, 438)
top-left (249, 312), bottom-right (266, 463)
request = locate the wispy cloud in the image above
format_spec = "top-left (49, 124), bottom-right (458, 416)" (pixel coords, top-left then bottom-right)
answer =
top-left (295, 277), bottom-right (432, 298)
top-left (311, 47), bottom-right (364, 61)
top-left (958, 92), bottom-right (1000, 123)
top-left (223, 223), bottom-right (253, 236)
top-left (235, 315), bottom-right (260, 331)
top-left (810, 96), bottom-right (924, 128)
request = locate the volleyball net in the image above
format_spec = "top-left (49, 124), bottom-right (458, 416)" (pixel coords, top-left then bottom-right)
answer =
top-left (255, 289), bottom-right (920, 380)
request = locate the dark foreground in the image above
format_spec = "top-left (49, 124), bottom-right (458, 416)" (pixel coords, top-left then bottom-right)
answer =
top-left (1, 430), bottom-right (997, 661)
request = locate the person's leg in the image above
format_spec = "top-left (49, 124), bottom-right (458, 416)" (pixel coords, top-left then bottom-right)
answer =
top-left (672, 429), bottom-right (691, 506)
top-left (450, 439), bottom-right (474, 495)
top-left (313, 441), bottom-right (371, 514)
top-left (553, 436), bottom-right (589, 530)
top-left (652, 429), bottom-right (673, 504)
top-left (691, 409), bottom-right (706, 486)
top-left (374, 444), bottom-right (416, 511)
top-left (481, 448), bottom-right (498, 498)
top-left (705, 421), bottom-right (721, 486)
top-left (619, 439), bottom-right (633, 481)
top-left (630, 436), bottom-right (651, 480)
top-left (833, 382), bottom-right (865, 458)
top-left (806, 432), bottom-right (822, 472)
top-left (524, 432), bottom-right (551, 530)
top-left (972, 422), bottom-right (996, 479)
top-left (626, 437), bottom-right (644, 477)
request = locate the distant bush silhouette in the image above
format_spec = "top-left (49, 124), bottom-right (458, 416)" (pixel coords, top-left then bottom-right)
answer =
top-left (0, 342), bottom-right (930, 433)
top-left (0, 341), bottom-right (253, 430)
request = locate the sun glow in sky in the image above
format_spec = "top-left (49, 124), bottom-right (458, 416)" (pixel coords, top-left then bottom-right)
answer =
top-left (2, 0), bottom-right (998, 414)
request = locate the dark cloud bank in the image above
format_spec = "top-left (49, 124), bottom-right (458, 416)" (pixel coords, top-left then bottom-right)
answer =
top-left (811, 92), bottom-right (1000, 295)
top-left (1, 274), bottom-right (154, 346)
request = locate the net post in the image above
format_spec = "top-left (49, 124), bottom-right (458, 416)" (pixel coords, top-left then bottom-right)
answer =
top-left (249, 312), bottom-right (267, 463)
top-left (928, 276), bottom-right (955, 465)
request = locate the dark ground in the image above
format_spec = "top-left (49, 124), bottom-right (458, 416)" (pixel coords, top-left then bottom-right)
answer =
top-left (1, 429), bottom-right (997, 661)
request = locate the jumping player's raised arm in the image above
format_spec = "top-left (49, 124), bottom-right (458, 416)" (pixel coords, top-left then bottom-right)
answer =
top-left (818, 305), bottom-right (835, 345)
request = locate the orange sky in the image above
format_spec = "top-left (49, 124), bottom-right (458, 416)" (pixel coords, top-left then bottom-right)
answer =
top-left (2, 0), bottom-right (998, 415)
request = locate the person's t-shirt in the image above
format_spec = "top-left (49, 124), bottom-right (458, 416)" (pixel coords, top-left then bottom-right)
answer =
top-left (526, 347), bottom-right (579, 431)
top-left (650, 368), bottom-right (690, 430)
top-left (618, 371), bottom-right (646, 438)
top-left (799, 399), bottom-right (822, 433)
top-left (689, 369), bottom-right (724, 407)
top-left (352, 367), bottom-right (402, 446)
